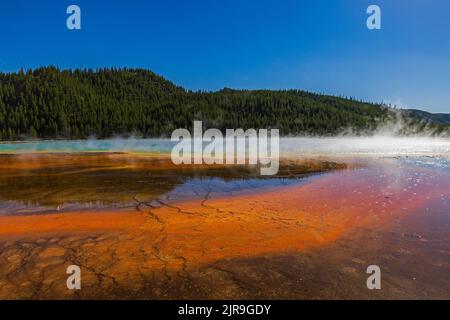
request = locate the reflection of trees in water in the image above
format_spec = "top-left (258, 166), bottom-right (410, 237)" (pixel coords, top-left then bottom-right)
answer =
top-left (0, 154), bottom-right (345, 208)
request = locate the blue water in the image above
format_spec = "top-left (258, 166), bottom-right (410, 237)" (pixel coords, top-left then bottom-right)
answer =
top-left (0, 139), bottom-right (174, 153)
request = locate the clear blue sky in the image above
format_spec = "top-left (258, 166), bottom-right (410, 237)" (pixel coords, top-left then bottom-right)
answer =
top-left (0, 0), bottom-right (449, 112)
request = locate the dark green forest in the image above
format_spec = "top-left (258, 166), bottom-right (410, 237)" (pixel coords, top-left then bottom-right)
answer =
top-left (0, 67), bottom-right (448, 140)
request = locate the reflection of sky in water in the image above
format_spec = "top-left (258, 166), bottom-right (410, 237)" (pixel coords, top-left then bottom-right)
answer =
top-left (162, 174), bottom-right (325, 202)
top-left (1, 138), bottom-right (450, 212)
top-left (398, 156), bottom-right (450, 172)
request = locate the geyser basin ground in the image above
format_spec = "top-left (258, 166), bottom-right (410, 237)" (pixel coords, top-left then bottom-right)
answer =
top-left (0, 137), bottom-right (449, 299)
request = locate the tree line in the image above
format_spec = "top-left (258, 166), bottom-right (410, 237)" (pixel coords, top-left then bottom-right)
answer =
top-left (0, 67), bottom-right (447, 140)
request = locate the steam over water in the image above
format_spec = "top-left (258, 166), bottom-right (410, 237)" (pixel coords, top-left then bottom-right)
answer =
top-left (280, 137), bottom-right (450, 156)
top-left (1, 137), bottom-right (450, 157)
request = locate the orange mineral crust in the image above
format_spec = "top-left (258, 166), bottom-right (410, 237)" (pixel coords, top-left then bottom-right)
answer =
top-left (0, 210), bottom-right (142, 236)
top-left (129, 164), bottom-right (450, 266)
top-left (0, 162), bottom-right (447, 270)
top-left (1, 153), bottom-right (449, 299)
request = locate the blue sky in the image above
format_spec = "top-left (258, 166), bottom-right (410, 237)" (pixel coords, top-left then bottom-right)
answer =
top-left (0, 0), bottom-right (449, 112)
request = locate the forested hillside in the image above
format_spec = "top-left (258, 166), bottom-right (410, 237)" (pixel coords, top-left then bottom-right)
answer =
top-left (404, 109), bottom-right (450, 125)
top-left (0, 67), bottom-right (447, 140)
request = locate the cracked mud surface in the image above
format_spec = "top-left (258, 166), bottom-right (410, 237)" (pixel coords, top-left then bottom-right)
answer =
top-left (0, 153), bottom-right (449, 299)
